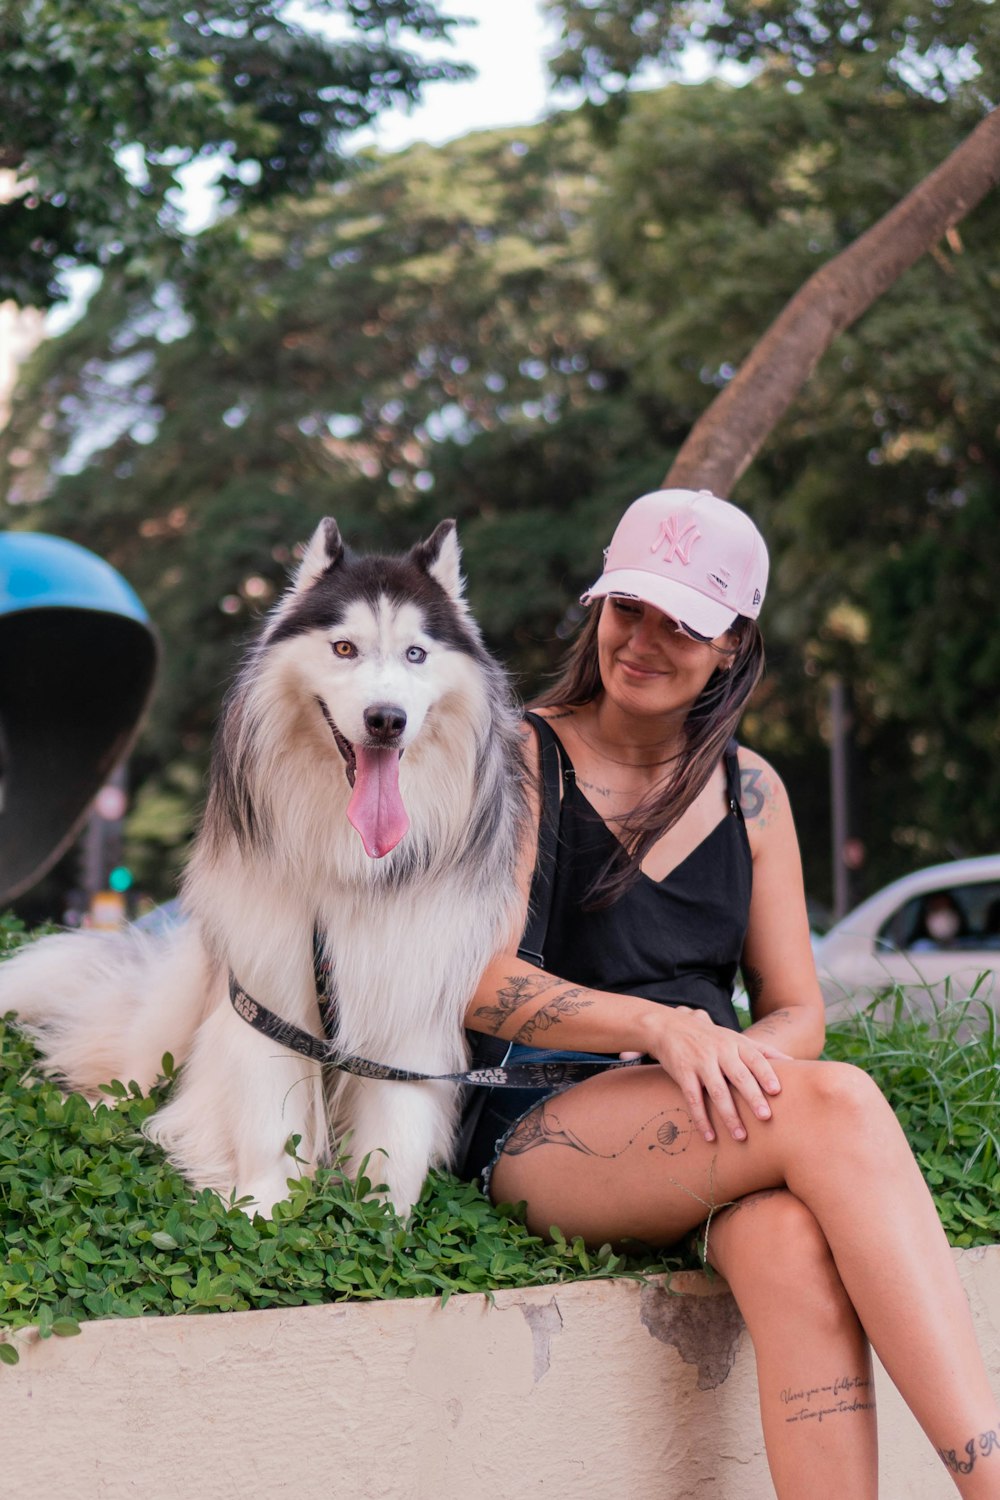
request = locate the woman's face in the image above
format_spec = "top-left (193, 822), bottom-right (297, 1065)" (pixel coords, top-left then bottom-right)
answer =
top-left (596, 597), bottom-right (732, 720)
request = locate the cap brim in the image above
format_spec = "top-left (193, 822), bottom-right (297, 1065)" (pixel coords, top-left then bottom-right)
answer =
top-left (581, 568), bottom-right (737, 639)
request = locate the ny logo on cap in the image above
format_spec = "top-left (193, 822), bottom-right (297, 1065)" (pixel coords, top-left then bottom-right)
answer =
top-left (651, 516), bottom-right (701, 567)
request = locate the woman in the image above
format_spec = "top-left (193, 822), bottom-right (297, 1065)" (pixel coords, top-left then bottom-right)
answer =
top-left (460, 489), bottom-right (1000, 1498)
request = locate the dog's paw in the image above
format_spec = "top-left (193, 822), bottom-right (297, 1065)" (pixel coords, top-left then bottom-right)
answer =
top-left (236, 1170), bottom-right (299, 1219)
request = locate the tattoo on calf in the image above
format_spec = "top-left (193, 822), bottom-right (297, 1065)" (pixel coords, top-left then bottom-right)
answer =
top-left (938, 1427), bottom-right (1000, 1475)
top-left (503, 1104), bottom-right (694, 1161)
top-left (780, 1374), bottom-right (876, 1426)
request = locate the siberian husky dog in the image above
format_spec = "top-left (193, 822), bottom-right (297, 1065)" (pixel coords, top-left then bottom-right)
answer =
top-left (0, 519), bottom-right (526, 1217)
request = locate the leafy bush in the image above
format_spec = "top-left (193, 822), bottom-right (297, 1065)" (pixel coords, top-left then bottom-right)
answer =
top-left (1, 912), bottom-right (997, 1365)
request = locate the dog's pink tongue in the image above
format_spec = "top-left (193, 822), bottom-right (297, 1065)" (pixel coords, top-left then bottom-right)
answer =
top-left (347, 746), bottom-right (409, 858)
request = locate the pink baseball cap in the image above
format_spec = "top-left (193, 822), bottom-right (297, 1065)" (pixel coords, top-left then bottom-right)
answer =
top-left (580, 488), bottom-right (769, 640)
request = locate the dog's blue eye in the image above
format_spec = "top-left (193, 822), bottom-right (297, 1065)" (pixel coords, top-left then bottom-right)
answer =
top-left (406, 646), bottom-right (427, 664)
top-left (332, 640), bottom-right (357, 659)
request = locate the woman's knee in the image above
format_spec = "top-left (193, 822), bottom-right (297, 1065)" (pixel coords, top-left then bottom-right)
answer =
top-left (707, 1190), bottom-right (854, 1329)
top-left (781, 1058), bottom-right (896, 1139)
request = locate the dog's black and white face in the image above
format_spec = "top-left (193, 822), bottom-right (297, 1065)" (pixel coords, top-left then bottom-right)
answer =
top-left (259, 518), bottom-right (491, 859)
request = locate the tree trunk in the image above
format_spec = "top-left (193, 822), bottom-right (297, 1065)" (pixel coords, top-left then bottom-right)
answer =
top-left (663, 106), bottom-right (1000, 496)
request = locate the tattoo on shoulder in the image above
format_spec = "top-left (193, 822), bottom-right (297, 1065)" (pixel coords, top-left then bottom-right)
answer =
top-left (739, 767), bottom-right (769, 821)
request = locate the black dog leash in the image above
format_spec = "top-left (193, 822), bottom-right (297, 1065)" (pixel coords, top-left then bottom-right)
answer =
top-left (229, 970), bottom-right (644, 1087)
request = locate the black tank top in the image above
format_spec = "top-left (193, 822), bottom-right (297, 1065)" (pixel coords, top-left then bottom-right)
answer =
top-left (526, 713), bottom-right (751, 1033)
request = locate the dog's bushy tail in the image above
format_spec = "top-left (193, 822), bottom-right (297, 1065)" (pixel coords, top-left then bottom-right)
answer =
top-left (0, 920), bottom-right (212, 1096)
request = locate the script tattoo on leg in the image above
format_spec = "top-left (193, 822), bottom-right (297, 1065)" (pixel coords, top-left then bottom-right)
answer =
top-left (780, 1373), bottom-right (876, 1426)
top-left (938, 1426), bottom-right (1000, 1475)
top-left (503, 1104), bottom-right (693, 1161)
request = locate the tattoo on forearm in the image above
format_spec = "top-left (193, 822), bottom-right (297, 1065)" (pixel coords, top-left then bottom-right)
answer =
top-left (938, 1427), bottom-right (1000, 1475)
top-left (739, 768), bottom-right (767, 821)
top-left (749, 1007), bottom-right (794, 1038)
top-left (513, 987), bottom-right (591, 1044)
top-left (781, 1374), bottom-right (875, 1426)
top-left (742, 965), bottom-right (765, 1007)
top-left (474, 975), bottom-right (595, 1041)
top-left (473, 974), bottom-right (552, 1035)
top-left (503, 1104), bottom-right (693, 1161)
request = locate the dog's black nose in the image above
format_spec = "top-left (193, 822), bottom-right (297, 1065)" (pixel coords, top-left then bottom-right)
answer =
top-left (364, 703), bottom-right (407, 740)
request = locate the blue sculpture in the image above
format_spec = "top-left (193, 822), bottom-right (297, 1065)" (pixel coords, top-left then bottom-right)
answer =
top-left (0, 532), bottom-right (159, 903)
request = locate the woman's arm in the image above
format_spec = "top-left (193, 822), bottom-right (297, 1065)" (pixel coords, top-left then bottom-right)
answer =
top-left (735, 749), bottom-right (826, 1060)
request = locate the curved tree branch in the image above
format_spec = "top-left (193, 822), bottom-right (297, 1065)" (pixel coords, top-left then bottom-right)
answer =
top-left (664, 106), bottom-right (1000, 496)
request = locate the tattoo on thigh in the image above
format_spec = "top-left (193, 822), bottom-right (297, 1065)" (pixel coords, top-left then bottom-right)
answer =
top-left (780, 1374), bottom-right (875, 1426)
top-left (938, 1427), bottom-right (1000, 1475)
top-left (503, 1104), bottom-right (693, 1161)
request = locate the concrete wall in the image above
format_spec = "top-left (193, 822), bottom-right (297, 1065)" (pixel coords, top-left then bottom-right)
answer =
top-left (3, 1247), bottom-right (999, 1499)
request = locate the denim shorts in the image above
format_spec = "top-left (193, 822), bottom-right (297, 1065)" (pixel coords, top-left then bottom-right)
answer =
top-left (457, 1045), bottom-right (613, 1197)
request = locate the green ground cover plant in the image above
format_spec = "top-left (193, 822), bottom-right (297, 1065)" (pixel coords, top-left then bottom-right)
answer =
top-left (1, 914), bottom-right (997, 1364)
top-left (823, 987), bottom-right (1000, 1248)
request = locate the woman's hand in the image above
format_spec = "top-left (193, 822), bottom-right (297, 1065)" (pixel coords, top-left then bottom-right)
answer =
top-left (641, 1006), bottom-right (792, 1144)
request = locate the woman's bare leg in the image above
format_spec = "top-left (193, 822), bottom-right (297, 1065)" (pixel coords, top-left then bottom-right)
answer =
top-left (706, 1189), bottom-right (877, 1499)
top-left (490, 1059), bottom-right (1000, 1497)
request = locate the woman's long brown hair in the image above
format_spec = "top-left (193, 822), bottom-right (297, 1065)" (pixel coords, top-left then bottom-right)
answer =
top-left (532, 603), bottom-right (765, 908)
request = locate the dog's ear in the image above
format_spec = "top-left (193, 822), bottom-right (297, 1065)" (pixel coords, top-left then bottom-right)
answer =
top-left (293, 518), bottom-right (344, 592)
top-left (413, 519), bottom-right (463, 602)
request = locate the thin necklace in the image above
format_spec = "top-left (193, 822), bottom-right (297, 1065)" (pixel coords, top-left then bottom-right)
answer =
top-left (568, 719), bottom-right (681, 771)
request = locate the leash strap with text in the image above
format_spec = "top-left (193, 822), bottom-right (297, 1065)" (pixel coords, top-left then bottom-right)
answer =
top-left (229, 973), bottom-right (645, 1088)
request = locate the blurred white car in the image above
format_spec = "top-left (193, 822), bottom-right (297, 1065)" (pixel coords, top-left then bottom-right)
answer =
top-left (813, 854), bottom-right (1000, 1020)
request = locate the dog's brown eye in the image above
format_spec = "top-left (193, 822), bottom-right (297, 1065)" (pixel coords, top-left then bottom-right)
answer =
top-left (332, 640), bottom-right (357, 659)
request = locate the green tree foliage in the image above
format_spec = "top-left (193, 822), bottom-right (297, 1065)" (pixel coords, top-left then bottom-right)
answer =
top-left (3, 7), bottom-right (999, 906)
top-left (544, 0), bottom-right (1000, 113)
top-left (0, 0), bottom-right (470, 306)
top-left (1, 113), bottom-right (662, 892)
